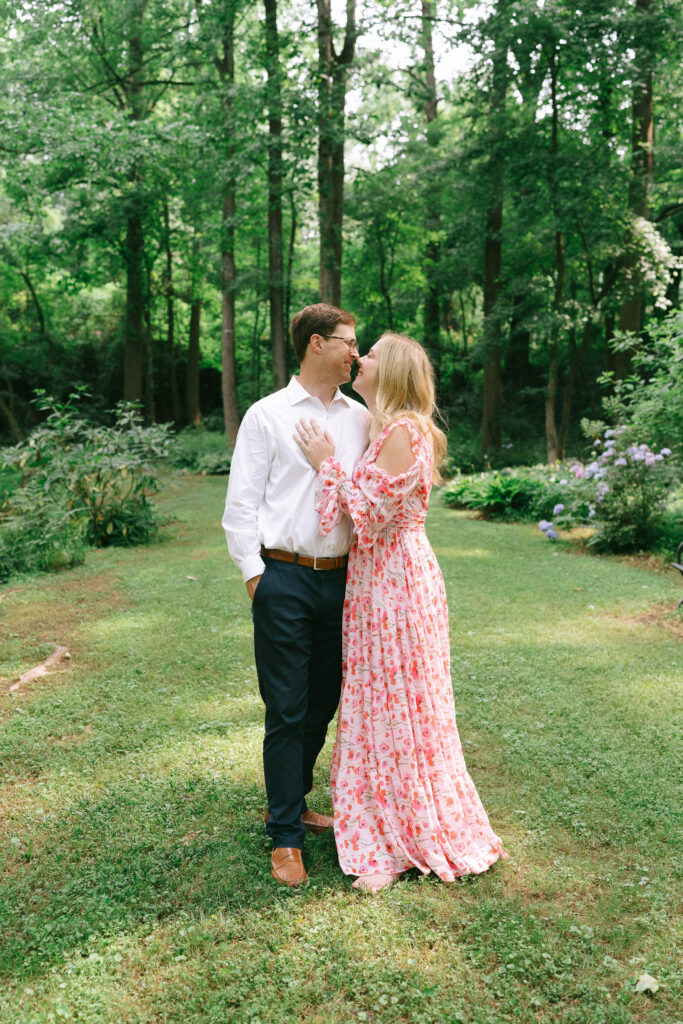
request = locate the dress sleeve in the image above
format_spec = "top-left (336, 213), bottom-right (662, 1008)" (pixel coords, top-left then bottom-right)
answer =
top-left (315, 421), bottom-right (426, 550)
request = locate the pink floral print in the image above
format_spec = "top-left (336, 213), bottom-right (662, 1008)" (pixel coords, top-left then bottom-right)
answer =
top-left (317, 418), bottom-right (508, 880)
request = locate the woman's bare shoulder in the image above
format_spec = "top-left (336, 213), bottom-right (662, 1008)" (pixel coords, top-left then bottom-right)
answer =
top-left (374, 422), bottom-right (418, 475)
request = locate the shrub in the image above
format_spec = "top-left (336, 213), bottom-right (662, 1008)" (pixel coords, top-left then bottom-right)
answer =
top-left (0, 392), bottom-right (172, 579)
top-left (442, 466), bottom-right (569, 522)
top-left (0, 487), bottom-right (88, 582)
top-left (600, 310), bottom-right (683, 457)
top-left (538, 427), bottom-right (676, 553)
top-left (169, 428), bottom-right (232, 475)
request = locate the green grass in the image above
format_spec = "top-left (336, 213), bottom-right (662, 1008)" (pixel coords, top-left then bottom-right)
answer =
top-left (0, 475), bottom-right (681, 1023)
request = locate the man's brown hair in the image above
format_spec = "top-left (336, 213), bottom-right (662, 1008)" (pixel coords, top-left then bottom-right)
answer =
top-left (290, 303), bottom-right (356, 363)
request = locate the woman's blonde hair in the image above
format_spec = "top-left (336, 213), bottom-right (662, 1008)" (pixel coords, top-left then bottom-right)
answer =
top-left (370, 332), bottom-right (447, 481)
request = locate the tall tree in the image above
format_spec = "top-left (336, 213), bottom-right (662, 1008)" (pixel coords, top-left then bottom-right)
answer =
top-left (121, 0), bottom-right (148, 404)
top-left (616, 0), bottom-right (655, 376)
top-left (544, 43), bottom-right (564, 464)
top-left (480, 0), bottom-right (508, 455)
top-left (317, 0), bottom-right (356, 304)
top-left (162, 197), bottom-right (182, 423)
top-left (418, 0), bottom-right (442, 375)
top-left (264, 0), bottom-right (287, 388)
top-left (186, 234), bottom-right (203, 427)
top-left (214, 1), bottom-right (241, 443)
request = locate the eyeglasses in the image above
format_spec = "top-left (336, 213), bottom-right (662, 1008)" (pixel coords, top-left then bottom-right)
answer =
top-left (323, 334), bottom-right (359, 352)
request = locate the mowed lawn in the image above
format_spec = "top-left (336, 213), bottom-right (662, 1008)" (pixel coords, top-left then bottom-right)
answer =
top-left (0, 473), bottom-right (680, 1024)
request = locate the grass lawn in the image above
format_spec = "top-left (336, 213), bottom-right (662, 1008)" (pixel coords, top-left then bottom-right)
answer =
top-left (0, 473), bottom-right (681, 1024)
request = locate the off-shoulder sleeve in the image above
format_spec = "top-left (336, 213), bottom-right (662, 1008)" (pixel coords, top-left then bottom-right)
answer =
top-left (315, 421), bottom-right (426, 549)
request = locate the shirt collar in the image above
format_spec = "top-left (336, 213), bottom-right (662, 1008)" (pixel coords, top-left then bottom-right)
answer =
top-left (287, 376), bottom-right (349, 407)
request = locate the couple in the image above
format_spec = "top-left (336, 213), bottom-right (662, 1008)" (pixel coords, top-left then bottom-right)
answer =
top-left (223, 303), bottom-right (507, 892)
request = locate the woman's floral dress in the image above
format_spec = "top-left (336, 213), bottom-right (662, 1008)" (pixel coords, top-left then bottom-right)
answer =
top-left (316, 418), bottom-right (508, 880)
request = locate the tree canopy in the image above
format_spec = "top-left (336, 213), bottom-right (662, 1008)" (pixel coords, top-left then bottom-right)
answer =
top-left (1, 0), bottom-right (681, 460)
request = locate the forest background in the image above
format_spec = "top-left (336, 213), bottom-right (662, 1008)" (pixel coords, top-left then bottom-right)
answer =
top-left (1, 0), bottom-right (682, 469)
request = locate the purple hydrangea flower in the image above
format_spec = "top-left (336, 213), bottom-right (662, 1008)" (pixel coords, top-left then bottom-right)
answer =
top-left (553, 503), bottom-right (565, 515)
top-left (588, 505), bottom-right (596, 518)
top-left (560, 478), bottom-right (568, 485)
top-left (570, 463), bottom-right (585, 479)
top-left (614, 457), bottom-right (627, 466)
top-left (545, 528), bottom-right (559, 540)
top-left (660, 448), bottom-right (671, 457)
top-left (539, 520), bottom-right (553, 532)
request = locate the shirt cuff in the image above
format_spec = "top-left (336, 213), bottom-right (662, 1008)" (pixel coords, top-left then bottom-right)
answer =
top-left (241, 555), bottom-right (266, 583)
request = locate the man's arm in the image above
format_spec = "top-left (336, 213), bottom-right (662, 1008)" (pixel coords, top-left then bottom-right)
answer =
top-left (222, 407), bottom-right (272, 595)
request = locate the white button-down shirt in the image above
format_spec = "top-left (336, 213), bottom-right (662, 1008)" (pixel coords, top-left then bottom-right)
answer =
top-left (223, 376), bottom-right (371, 582)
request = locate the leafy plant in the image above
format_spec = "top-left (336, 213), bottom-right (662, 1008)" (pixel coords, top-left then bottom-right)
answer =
top-left (600, 310), bottom-right (683, 457)
top-left (538, 427), bottom-right (677, 553)
top-left (0, 486), bottom-right (87, 582)
top-left (442, 467), bottom-right (569, 522)
top-left (169, 428), bottom-right (232, 475)
top-left (0, 392), bottom-right (172, 579)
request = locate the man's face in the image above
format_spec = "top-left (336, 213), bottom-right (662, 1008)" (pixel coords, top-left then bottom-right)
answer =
top-left (317, 322), bottom-right (359, 384)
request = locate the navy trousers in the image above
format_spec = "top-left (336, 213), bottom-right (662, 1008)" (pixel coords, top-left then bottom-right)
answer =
top-left (252, 557), bottom-right (347, 849)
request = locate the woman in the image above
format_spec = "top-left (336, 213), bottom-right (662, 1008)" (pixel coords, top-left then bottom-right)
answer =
top-left (295, 332), bottom-right (507, 892)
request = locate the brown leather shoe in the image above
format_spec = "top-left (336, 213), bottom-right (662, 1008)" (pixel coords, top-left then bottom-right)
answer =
top-left (271, 847), bottom-right (308, 887)
top-left (264, 809), bottom-right (334, 835)
top-left (301, 809), bottom-right (334, 834)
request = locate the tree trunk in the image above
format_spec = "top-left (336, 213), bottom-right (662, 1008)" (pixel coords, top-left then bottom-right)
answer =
top-left (480, 0), bottom-right (507, 456)
top-left (162, 199), bottom-right (181, 424)
top-left (545, 46), bottom-right (563, 465)
top-left (20, 269), bottom-right (55, 368)
top-left (122, 2), bottom-right (147, 405)
top-left (142, 276), bottom-right (156, 423)
top-left (317, 0), bottom-right (356, 304)
top-left (123, 207), bottom-right (145, 404)
top-left (187, 294), bottom-right (201, 427)
top-left (215, 5), bottom-right (241, 444)
top-left (545, 331), bottom-right (560, 463)
top-left (264, 0), bottom-right (287, 388)
top-left (285, 193), bottom-right (297, 332)
top-left (559, 319), bottom-right (591, 458)
top-left (617, 0), bottom-right (654, 376)
top-left (375, 217), bottom-right (394, 329)
top-left (420, 0), bottom-right (441, 376)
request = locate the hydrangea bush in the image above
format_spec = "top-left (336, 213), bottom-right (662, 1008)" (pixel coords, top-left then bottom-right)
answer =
top-left (538, 427), bottom-right (675, 552)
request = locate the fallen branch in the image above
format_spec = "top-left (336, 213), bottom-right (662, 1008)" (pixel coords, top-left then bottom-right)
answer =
top-left (8, 646), bottom-right (71, 693)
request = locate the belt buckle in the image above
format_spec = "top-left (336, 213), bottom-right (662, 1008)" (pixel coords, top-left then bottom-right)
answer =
top-left (313, 555), bottom-right (321, 570)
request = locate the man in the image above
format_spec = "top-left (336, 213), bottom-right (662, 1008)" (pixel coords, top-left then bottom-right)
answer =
top-left (222, 303), bottom-right (370, 887)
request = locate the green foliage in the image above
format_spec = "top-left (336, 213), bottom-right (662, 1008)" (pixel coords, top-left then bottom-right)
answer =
top-left (169, 428), bottom-right (232, 475)
top-left (536, 426), bottom-right (678, 554)
top-left (600, 311), bottom-right (683, 457)
top-left (0, 392), bottom-right (171, 580)
top-left (0, 466), bottom-right (19, 504)
top-left (442, 466), bottom-right (569, 522)
top-left (0, 488), bottom-right (87, 582)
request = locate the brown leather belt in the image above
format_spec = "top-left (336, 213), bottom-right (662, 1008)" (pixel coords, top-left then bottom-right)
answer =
top-left (261, 546), bottom-right (348, 570)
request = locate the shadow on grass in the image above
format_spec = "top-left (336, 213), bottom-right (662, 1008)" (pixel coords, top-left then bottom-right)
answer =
top-left (0, 773), bottom-right (349, 982)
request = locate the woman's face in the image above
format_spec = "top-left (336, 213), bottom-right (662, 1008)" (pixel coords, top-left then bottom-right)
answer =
top-left (353, 337), bottom-right (386, 403)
